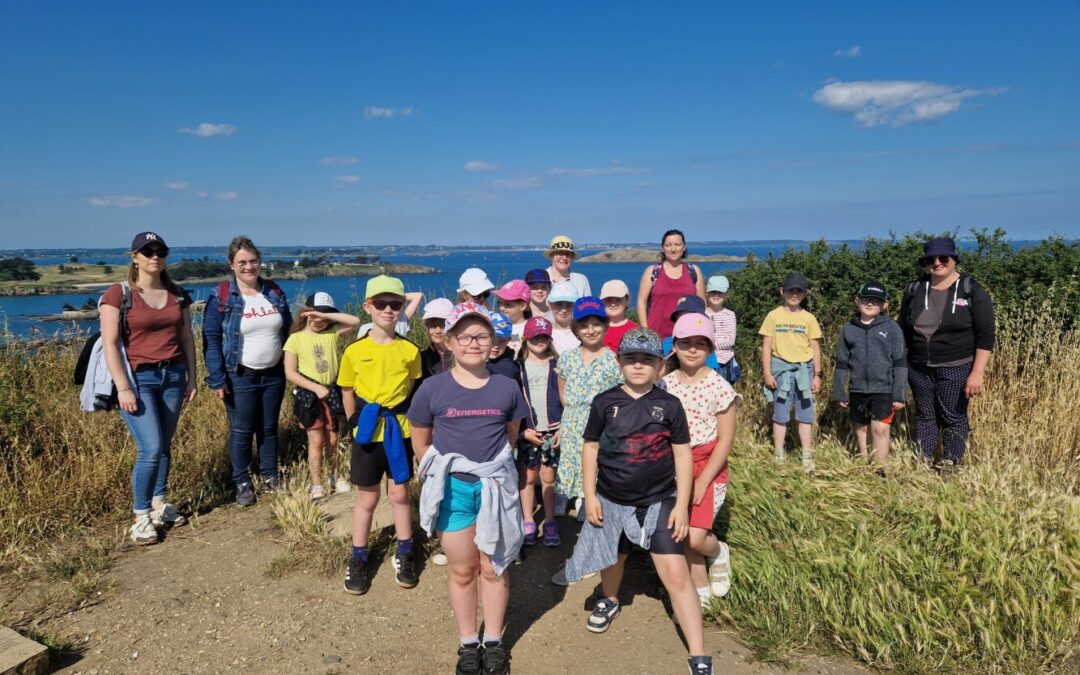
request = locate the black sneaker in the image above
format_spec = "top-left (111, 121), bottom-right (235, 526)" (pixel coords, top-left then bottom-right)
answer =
top-left (482, 640), bottom-right (509, 674)
top-left (235, 482), bottom-right (255, 506)
top-left (455, 642), bottom-right (482, 675)
top-left (688, 655), bottom-right (713, 674)
top-left (393, 551), bottom-right (419, 588)
top-left (343, 556), bottom-right (371, 595)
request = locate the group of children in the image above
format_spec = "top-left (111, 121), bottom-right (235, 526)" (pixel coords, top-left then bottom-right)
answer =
top-left (282, 264), bottom-right (906, 675)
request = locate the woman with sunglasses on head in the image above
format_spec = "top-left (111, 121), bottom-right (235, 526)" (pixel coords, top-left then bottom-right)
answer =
top-left (899, 237), bottom-right (995, 476)
top-left (100, 232), bottom-right (197, 545)
top-left (202, 236), bottom-right (292, 505)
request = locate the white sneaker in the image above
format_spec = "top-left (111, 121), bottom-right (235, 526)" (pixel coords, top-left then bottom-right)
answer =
top-left (130, 514), bottom-right (158, 545)
top-left (708, 543), bottom-right (731, 597)
top-left (150, 503), bottom-right (186, 528)
top-left (802, 456), bottom-right (816, 474)
top-left (310, 484), bottom-right (326, 501)
top-left (774, 449), bottom-right (786, 463)
top-left (334, 477), bottom-right (351, 494)
top-left (431, 552), bottom-right (448, 566)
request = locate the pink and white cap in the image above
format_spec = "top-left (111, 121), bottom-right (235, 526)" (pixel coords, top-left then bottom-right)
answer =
top-left (444, 302), bottom-right (494, 333)
top-left (494, 279), bottom-right (530, 303)
top-left (672, 312), bottom-right (715, 344)
top-left (421, 298), bottom-right (454, 322)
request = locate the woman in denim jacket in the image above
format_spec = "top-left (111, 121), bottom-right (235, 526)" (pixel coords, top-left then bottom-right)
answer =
top-left (202, 236), bottom-right (292, 505)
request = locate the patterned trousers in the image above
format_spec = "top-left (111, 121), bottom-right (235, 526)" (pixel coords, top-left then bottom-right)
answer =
top-left (908, 362), bottom-right (973, 463)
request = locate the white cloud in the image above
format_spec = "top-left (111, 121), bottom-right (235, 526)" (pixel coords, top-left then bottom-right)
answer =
top-left (194, 190), bottom-right (209, 198)
top-left (833, 45), bottom-right (862, 58)
top-left (216, 191), bottom-right (239, 201)
top-left (813, 80), bottom-right (1006, 127)
top-left (548, 166), bottom-right (649, 177)
top-left (334, 175), bottom-right (361, 185)
top-left (178, 123), bottom-right (237, 137)
top-left (363, 106), bottom-right (415, 119)
top-left (87, 195), bottom-right (158, 208)
top-left (320, 156), bottom-right (359, 167)
top-left (162, 181), bottom-right (190, 190)
top-left (487, 176), bottom-right (543, 189)
top-left (464, 160), bottom-right (499, 172)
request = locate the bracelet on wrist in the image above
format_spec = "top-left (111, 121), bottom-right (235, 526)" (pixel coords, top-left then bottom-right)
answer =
top-left (116, 386), bottom-right (131, 393)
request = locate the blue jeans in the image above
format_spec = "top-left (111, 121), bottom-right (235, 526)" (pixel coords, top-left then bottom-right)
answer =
top-left (120, 363), bottom-right (188, 513)
top-left (224, 361), bottom-right (285, 485)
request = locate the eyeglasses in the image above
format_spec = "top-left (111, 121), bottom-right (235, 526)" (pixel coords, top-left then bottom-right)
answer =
top-left (921, 255), bottom-right (955, 265)
top-left (370, 299), bottom-right (404, 311)
top-left (138, 247), bottom-right (168, 258)
top-left (234, 258), bottom-right (260, 268)
top-left (453, 333), bottom-right (493, 347)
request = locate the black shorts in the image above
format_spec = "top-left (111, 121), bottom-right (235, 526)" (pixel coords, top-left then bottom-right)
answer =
top-left (351, 439), bottom-right (414, 488)
top-left (616, 497), bottom-right (684, 556)
top-left (849, 392), bottom-right (895, 425)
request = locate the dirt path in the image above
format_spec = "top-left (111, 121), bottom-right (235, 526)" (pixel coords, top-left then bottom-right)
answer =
top-left (46, 495), bottom-right (865, 674)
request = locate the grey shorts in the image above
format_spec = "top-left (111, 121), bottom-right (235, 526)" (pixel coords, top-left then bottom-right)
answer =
top-left (773, 388), bottom-right (815, 425)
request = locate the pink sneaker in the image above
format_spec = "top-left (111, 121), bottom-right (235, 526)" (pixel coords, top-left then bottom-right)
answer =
top-left (543, 521), bottom-right (561, 547)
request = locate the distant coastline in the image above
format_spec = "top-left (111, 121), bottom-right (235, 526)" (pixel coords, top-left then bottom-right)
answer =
top-left (577, 248), bottom-right (747, 264)
top-left (0, 262), bottom-right (437, 297)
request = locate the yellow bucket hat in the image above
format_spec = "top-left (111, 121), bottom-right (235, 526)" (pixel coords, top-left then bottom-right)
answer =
top-left (545, 235), bottom-right (576, 259)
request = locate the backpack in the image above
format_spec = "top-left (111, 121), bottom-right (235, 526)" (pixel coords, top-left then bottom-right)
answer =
top-left (73, 282), bottom-right (132, 386)
top-left (215, 278), bottom-right (286, 314)
top-left (650, 263), bottom-right (698, 286)
top-left (903, 276), bottom-right (973, 310)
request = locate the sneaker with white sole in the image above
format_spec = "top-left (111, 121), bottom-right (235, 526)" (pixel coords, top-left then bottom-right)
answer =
top-left (431, 552), bottom-right (448, 566)
top-left (802, 456), bottom-right (816, 474)
top-left (774, 449), bottom-right (787, 463)
top-left (586, 597), bottom-right (620, 633)
top-left (150, 503), bottom-right (186, 528)
top-left (708, 543), bottom-right (731, 597)
top-left (688, 655), bottom-right (714, 674)
top-left (130, 514), bottom-right (158, 545)
top-left (335, 478), bottom-right (351, 494)
top-left (310, 484), bottom-right (326, 501)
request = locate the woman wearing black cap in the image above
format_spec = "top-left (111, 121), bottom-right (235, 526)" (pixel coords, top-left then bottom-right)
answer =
top-left (100, 231), bottom-right (197, 545)
top-left (899, 237), bottom-right (995, 475)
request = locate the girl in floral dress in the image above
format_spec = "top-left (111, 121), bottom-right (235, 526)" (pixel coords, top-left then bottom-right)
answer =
top-left (556, 296), bottom-right (622, 518)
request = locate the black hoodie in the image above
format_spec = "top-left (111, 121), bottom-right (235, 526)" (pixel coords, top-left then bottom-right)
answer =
top-left (899, 273), bottom-right (995, 367)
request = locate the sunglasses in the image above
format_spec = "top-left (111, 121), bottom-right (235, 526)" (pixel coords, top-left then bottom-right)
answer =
top-left (138, 247), bottom-right (168, 258)
top-left (370, 299), bottom-right (404, 311)
top-left (921, 255), bottom-right (955, 265)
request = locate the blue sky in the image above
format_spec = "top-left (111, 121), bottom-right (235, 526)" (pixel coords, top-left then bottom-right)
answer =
top-left (1, 1), bottom-right (1077, 247)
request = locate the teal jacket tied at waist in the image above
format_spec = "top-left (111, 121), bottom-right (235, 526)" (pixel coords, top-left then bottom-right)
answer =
top-left (763, 356), bottom-right (813, 403)
top-left (353, 398), bottom-right (410, 485)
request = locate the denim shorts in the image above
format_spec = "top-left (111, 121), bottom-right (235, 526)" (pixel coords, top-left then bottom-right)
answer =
top-left (436, 475), bottom-right (483, 533)
top-left (773, 387), bottom-right (815, 424)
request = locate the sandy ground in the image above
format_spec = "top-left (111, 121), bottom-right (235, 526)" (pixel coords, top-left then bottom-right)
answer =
top-left (39, 494), bottom-right (866, 675)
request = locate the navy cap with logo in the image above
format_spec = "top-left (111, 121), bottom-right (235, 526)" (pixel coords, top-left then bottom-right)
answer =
top-left (857, 282), bottom-right (888, 301)
top-left (782, 273), bottom-right (809, 291)
top-left (669, 294), bottom-right (706, 322)
top-left (131, 231), bottom-right (169, 253)
top-left (525, 268), bottom-right (551, 286)
top-left (618, 327), bottom-right (663, 358)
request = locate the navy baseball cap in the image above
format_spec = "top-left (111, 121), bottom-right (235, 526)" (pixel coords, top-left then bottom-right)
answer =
top-left (525, 268), bottom-right (551, 286)
top-left (669, 295), bottom-right (706, 321)
top-left (131, 231), bottom-right (169, 252)
top-left (857, 282), bottom-right (888, 301)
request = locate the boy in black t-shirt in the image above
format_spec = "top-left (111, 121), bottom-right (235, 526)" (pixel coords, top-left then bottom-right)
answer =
top-left (552, 327), bottom-right (713, 675)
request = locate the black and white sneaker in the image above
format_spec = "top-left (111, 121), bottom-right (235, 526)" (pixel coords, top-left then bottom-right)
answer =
top-left (688, 655), bottom-right (714, 674)
top-left (343, 556), bottom-right (371, 595)
top-left (586, 597), bottom-right (620, 633)
top-left (482, 640), bottom-right (509, 674)
top-left (235, 482), bottom-right (255, 507)
top-left (455, 642), bottom-right (482, 675)
top-left (392, 551), bottom-right (419, 588)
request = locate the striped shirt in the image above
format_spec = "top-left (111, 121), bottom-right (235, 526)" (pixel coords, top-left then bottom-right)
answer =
top-left (707, 308), bottom-right (737, 364)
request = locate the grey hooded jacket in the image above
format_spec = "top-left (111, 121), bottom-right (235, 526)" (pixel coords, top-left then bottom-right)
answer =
top-left (832, 314), bottom-right (907, 403)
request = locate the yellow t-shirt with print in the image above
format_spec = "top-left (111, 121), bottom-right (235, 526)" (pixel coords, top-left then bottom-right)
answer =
top-left (758, 306), bottom-right (822, 363)
top-left (337, 336), bottom-right (422, 440)
top-left (283, 330), bottom-right (342, 386)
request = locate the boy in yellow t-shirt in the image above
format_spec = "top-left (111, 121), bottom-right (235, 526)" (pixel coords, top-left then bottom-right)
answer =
top-left (338, 275), bottom-right (422, 595)
top-left (758, 273), bottom-right (822, 472)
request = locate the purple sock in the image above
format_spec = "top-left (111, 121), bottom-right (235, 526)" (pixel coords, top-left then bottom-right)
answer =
top-left (397, 538), bottom-right (413, 557)
top-left (352, 545), bottom-right (368, 562)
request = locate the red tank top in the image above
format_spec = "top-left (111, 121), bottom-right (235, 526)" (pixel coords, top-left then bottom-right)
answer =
top-left (647, 264), bottom-right (697, 338)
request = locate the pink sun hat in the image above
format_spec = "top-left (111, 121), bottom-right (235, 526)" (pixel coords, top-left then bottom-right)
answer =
top-left (672, 312), bottom-right (715, 343)
top-left (494, 279), bottom-right (530, 303)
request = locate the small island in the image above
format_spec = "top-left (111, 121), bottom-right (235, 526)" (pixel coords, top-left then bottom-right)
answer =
top-left (576, 248), bottom-right (747, 263)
